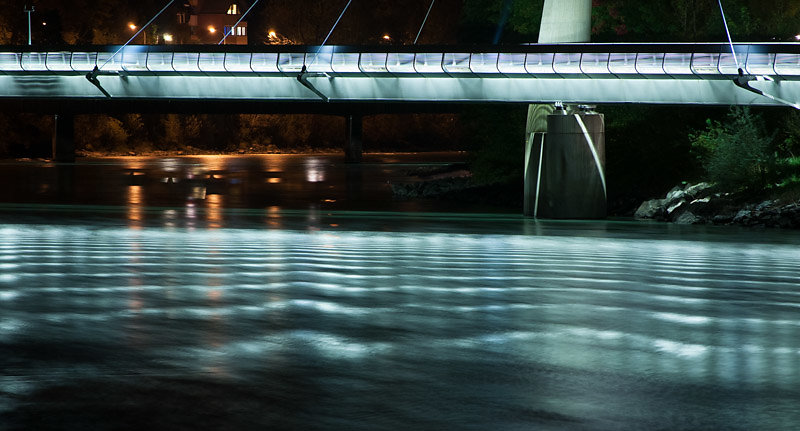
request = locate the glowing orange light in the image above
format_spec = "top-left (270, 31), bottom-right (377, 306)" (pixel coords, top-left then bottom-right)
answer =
top-left (208, 26), bottom-right (217, 34)
top-left (268, 30), bottom-right (277, 38)
top-left (129, 23), bottom-right (137, 31)
top-left (382, 34), bottom-right (391, 40)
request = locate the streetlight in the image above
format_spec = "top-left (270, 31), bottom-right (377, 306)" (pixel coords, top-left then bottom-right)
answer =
top-left (208, 25), bottom-right (217, 34)
top-left (24, 3), bottom-right (34, 45)
top-left (128, 23), bottom-right (146, 44)
top-left (163, 33), bottom-right (173, 43)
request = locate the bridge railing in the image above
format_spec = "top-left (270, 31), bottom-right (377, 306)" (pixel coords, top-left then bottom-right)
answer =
top-left (2, 43), bottom-right (800, 79)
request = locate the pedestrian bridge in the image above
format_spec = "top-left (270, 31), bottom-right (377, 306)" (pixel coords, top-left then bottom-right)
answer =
top-left (2, 43), bottom-right (800, 107)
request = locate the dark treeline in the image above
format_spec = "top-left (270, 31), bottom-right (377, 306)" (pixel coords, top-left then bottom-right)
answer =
top-left (0, 113), bottom-right (461, 157)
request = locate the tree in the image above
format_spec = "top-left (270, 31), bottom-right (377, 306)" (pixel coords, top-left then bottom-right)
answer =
top-left (592, 0), bottom-right (800, 42)
top-left (691, 107), bottom-right (776, 191)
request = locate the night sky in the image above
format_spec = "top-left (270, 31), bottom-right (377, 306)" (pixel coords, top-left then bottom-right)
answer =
top-left (4, 1), bottom-right (800, 47)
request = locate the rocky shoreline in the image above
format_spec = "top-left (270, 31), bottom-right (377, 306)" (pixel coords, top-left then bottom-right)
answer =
top-left (635, 182), bottom-right (800, 229)
top-left (391, 166), bottom-right (800, 229)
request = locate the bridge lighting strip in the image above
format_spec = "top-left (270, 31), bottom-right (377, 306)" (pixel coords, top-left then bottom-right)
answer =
top-left (1, 44), bottom-right (798, 79)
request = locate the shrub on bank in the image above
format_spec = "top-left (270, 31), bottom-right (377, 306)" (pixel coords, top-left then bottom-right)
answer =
top-left (691, 107), bottom-right (776, 192)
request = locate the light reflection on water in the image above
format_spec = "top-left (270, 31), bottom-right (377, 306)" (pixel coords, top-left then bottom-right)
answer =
top-left (1, 154), bottom-right (799, 429)
top-left (0, 154), bottom-right (484, 225)
top-left (0, 222), bottom-right (799, 430)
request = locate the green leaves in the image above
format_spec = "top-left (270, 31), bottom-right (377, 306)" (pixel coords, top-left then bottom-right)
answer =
top-left (592, 0), bottom-right (800, 42)
top-left (691, 107), bottom-right (776, 191)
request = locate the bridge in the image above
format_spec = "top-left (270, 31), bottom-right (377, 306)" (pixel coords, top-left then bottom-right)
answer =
top-left (2, 43), bottom-right (800, 107)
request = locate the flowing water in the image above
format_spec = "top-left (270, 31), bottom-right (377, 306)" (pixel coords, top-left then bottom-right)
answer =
top-left (1, 154), bottom-right (799, 430)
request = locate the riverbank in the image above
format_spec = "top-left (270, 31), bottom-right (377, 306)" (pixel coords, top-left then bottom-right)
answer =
top-left (635, 182), bottom-right (800, 229)
top-left (77, 146), bottom-right (346, 158)
top-left (389, 163), bottom-right (523, 211)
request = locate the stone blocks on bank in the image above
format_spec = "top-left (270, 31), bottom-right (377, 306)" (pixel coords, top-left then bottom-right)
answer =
top-left (635, 182), bottom-right (800, 229)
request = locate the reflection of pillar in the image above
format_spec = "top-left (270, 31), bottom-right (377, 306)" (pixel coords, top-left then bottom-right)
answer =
top-left (534, 110), bottom-right (606, 219)
top-left (345, 114), bottom-right (363, 163)
top-left (52, 113), bottom-right (76, 163)
top-left (56, 164), bottom-right (75, 203)
top-left (346, 164), bottom-right (363, 203)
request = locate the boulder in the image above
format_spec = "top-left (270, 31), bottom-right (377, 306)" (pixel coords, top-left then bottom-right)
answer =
top-left (665, 185), bottom-right (685, 200)
top-left (666, 200), bottom-right (685, 215)
top-left (733, 209), bottom-right (753, 224)
top-left (755, 200), bottom-right (775, 211)
top-left (675, 211), bottom-right (702, 225)
top-left (712, 214), bottom-right (735, 225)
top-left (634, 199), bottom-right (665, 219)
top-left (664, 187), bottom-right (686, 208)
top-left (684, 182), bottom-right (713, 199)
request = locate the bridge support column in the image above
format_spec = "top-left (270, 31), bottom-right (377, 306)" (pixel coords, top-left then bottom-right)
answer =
top-left (345, 114), bottom-right (363, 163)
top-left (525, 0), bottom-right (605, 218)
top-left (52, 113), bottom-right (75, 163)
top-left (527, 108), bottom-right (606, 219)
top-left (538, 0), bottom-right (591, 43)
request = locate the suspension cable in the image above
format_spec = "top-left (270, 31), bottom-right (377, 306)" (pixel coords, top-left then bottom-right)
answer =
top-left (219, 0), bottom-right (261, 45)
top-left (100, 0), bottom-right (176, 70)
top-left (309, 0), bottom-right (353, 66)
top-left (414, 0), bottom-right (436, 45)
top-left (721, 0), bottom-right (799, 109)
top-left (717, 0), bottom-right (740, 70)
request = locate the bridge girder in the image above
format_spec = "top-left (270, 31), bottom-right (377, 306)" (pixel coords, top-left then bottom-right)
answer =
top-left (0, 74), bottom-right (792, 111)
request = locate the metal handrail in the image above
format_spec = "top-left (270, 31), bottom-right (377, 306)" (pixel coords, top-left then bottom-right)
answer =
top-left (1, 43), bottom-right (797, 80)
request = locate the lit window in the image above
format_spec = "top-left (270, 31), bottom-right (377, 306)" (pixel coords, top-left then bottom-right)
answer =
top-left (224, 25), bottom-right (232, 35)
top-left (236, 26), bottom-right (246, 36)
top-left (227, 3), bottom-right (239, 14)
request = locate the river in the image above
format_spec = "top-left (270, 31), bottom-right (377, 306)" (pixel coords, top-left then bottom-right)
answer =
top-left (1, 154), bottom-right (799, 430)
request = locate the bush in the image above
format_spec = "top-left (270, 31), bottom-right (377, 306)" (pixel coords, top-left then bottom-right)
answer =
top-left (76, 115), bottom-right (129, 153)
top-left (691, 107), bottom-right (775, 191)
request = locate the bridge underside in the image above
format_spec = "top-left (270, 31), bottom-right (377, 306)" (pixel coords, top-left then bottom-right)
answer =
top-left (1, 75), bottom-right (796, 110)
top-left (0, 96), bottom-right (467, 115)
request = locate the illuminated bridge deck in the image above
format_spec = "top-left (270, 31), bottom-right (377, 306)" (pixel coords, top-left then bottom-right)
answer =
top-left (3, 43), bottom-right (800, 106)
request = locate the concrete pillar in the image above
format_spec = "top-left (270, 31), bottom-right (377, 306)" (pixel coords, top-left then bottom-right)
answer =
top-left (524, 132), bottom-right (545, 216)
top-left (534, 110), bottom-right (606, 219)
top-left (525, 0), bottom-right (605, 218)
top-left (345, 114), bottom-right (363, 163)
top-left (538, 0), bottom-right (592, 43)
top-left (52, 113), bottom-right (75, 163)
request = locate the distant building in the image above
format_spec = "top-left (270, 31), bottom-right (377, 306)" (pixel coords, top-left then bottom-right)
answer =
top-left (179, 0), bottom-right (249, 45)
